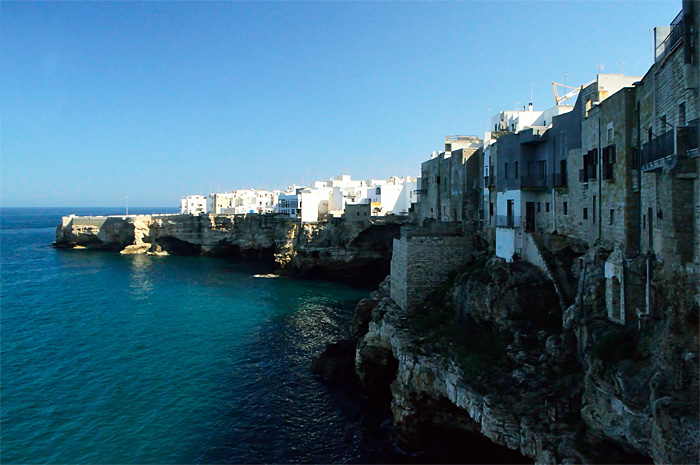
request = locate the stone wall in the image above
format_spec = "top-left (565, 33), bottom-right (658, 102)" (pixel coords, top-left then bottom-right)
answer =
top-left (390, 223), bottom-right (471, 314)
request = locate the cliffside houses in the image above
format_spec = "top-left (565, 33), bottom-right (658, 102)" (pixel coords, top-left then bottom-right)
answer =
top-left (394, 3), bottom-right (699, 323)
top-left (179, 174), bottom-right (418, 222)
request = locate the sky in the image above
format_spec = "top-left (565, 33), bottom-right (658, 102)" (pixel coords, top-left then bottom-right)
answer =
top-left (1, 0), bottom-right (682, 207)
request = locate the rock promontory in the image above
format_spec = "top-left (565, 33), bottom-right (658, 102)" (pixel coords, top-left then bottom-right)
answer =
top-left (54, 213), bottom-right (407, 283)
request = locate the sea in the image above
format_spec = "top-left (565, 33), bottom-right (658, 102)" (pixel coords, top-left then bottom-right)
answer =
top-left (1, 207), bottom-right (529, 464)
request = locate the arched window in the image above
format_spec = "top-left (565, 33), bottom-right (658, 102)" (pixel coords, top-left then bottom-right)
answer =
top-left (376, 187), bottom-right (381, 195)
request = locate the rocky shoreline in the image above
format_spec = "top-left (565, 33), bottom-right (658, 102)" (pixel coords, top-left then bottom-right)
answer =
top-left (313, 250), bottom-right (699, 464)
top-left (54, 213), bottom-right (699, 463)
top-left (54, 213), bottom-right (406, 284)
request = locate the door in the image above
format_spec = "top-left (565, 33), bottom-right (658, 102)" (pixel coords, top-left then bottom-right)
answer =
top-left (525, 202), bottom-right (536, 232)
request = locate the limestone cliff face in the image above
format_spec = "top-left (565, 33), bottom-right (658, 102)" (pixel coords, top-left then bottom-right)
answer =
top-left (54, 214), bottom-right (405, 282)
top-left (573, 250), bottom-right (699, 464)
top-left (350, 252), bottom-right (698, 464)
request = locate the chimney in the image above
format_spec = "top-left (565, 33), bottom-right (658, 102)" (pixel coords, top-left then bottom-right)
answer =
top-left (528, 102), bottom-right (534, 112)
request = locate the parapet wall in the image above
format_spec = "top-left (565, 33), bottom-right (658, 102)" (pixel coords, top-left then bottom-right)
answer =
top-left (390, 227), bottom-right (471, 313)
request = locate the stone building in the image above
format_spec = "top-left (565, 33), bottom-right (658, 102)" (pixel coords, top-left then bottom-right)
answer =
top-left (637, 2), bottom-right (699, 271)
top-left (417, 135), bottom-right (482, 225)
top-left (578, 85), bottom-right (640, 251)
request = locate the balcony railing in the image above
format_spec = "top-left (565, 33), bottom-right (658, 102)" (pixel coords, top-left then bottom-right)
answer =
top-left (484, 175), bottom-right (494, 188)
top-left (552, 173), bottom-right (567, 187)
top-left (496, 215), bottom-right (521, 229)
top-left (678, 119), bottom-right (699, 153)
top-left (642, 129), bottom-right (675, 167)
top-left (520, 175), bottom-right (548, 189)
top-left (602, 162), bottom-right (614, 181)
top-left (655, 11), bottom-right (684, 63)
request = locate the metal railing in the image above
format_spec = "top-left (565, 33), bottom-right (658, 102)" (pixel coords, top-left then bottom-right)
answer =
top-left (642, 130), bottom-right (675, 166)
top-left (520, 175), bottom-right (548, 189)
top-left (681, 119), bottom-right (699, 151)
top-left (445, 135), bottom-right (480, 142)
top-left (655, 11), bottom-right (684, 63)
top-left (495, 215), bottom-right (521, 229)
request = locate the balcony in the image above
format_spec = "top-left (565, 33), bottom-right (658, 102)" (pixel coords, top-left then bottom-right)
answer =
top-left (642, 130), bottom-right (675, 170)
top-left (496, 215), bottom-right (521, 229)
top-left (484, 175), bottom-right (495, 188)
top-left (602, 162), bottom-right (614, 181)
top-left (655, 11), bottom-right (684, 63)
top-left (679, 119), bottom-right (699, 157)
top-left (552, 173), bottom-right (568, 187)
top-left (520, 175), bottom-right (548, 189)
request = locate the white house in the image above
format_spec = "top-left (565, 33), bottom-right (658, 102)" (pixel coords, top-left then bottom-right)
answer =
top-left (365, 176), bottom-right (417, 215)
top-left (180, 195), bottom-right (207, 215)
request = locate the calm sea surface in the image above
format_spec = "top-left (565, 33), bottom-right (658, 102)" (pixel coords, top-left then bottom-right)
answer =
top-left (1, 207), bottom-right (374, 464)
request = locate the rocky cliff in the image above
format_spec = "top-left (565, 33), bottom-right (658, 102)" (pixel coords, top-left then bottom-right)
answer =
top-left (54, 214), bottom-right (405, 283)
top-left (316, 249), bottom-right (698, 464)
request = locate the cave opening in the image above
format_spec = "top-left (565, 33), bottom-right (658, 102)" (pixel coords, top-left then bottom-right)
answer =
top-left (406, 424), bottom-right (535, 464)
top-left (156, 237), bottom-right (202, 255)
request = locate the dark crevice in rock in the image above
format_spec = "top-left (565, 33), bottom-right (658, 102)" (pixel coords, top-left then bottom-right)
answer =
top-left (156, 236), bottom-right (202, 255)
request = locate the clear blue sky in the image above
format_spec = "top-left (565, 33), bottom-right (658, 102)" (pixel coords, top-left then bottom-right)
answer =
top-left (1, 1), bottom-right (681, 207)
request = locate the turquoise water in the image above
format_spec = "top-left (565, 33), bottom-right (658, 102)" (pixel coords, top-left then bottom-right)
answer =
top-left (1, 208), bottom-right (372, 464)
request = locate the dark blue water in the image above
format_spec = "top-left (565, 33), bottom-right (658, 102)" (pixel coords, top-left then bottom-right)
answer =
top-left (1, 207), bottom-right (374, 464)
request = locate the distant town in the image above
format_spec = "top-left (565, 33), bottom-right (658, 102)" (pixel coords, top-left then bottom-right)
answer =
top-left (180, 175), bottom-right (417, 222)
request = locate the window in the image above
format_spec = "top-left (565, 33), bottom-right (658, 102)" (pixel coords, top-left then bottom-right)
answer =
top-left (546, 202), bottom-right (550, 213)
top-left (679, 102), bottom-right (686, 127)
top-left (660, 115), bottom-right (667, 134)
top-left (537, 203), bottom-right (541, 213)
top-left (515, 161), bottom-right (519, 177)
top-left (583, 208), bottom-right (588, 220)
top-left (563, 202), bottom-right (568, 215)
top-left (610, 209), bottom-right (615, 225)
top-left (607, 127), bottom-right (613, 144)
top-left (376, 187), bottom-right (381, 195)
top-left (489, 202), bottom-right (494, 217)
top-left (357, 212), bottom-right (360, 216)
top-left (537, 160), bottom-right (546, 179)
top-left (504, 163), bottom-right (509, 179)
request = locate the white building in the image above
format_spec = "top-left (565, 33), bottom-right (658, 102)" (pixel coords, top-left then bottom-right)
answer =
top-left (365, 176), bottom-right (418, 215)
top-left (180, 195), bottom-right (207, 215)
top-left (491, 103), bottom-right (573, 133)
top-left (277, 190), bottom-right (301, 217)
top-left (207, 190), bottom-right (280, 215)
